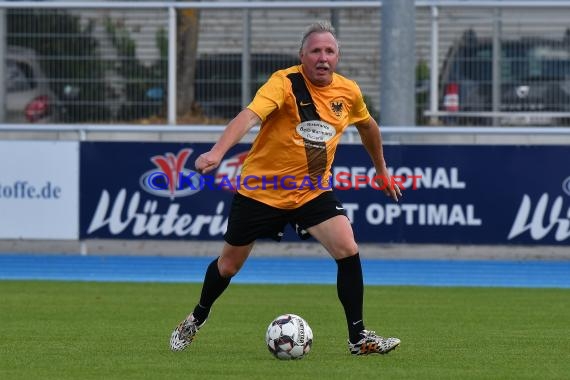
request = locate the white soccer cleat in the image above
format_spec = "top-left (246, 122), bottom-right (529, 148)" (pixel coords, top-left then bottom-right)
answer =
top-left (169, 314), bottom-right (206, 352)
top-left (348, 330), bottom-right (400, 355)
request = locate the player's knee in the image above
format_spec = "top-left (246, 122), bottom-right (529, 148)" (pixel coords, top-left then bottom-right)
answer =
top-left (217, 258), bottom-right (243, 277)
top-left (333, 241), bottom-right (358, 259)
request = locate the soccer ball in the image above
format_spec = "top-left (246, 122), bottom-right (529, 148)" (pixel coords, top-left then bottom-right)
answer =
top-left (265, 313), bottom-right (313, 360)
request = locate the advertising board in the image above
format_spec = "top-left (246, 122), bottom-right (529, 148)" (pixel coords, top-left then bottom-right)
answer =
top-left (80, 142), bottom-right (570, 245)
top-left (0, 141), bottom-right (79, 239)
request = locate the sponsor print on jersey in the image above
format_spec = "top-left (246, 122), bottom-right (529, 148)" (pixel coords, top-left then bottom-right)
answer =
top-left (295, 120), bottom-right (336, 143)
top-left (296, 120), bottom-right (336, 186)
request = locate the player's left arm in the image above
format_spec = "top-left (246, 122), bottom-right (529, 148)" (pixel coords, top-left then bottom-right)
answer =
top-left (354, 117), bottom-right (402, 202)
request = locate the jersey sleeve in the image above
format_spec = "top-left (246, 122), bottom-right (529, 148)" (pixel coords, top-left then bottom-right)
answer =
top-left (348, 81), bottom-right (371, 125)
top-left (246, 72), bottom-right (286, 122)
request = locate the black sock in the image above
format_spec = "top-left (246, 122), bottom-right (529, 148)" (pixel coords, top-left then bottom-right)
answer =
top-left (192, 257), bottom-right (231, 323)
top-left (336, 253), bottom-right (365, 343)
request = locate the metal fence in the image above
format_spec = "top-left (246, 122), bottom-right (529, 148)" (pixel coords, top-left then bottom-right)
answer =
top-left (427, 3), bottom-right (570, 126)
top-left (3, 1), bottom-right (570, 127)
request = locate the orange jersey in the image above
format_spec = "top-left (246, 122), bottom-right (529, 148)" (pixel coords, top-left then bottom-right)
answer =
top-left (238, 65), bottom-right (370, 209)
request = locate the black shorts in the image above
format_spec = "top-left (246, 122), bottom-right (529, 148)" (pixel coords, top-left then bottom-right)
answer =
top-left (224, 191), bottom-right (347, 246)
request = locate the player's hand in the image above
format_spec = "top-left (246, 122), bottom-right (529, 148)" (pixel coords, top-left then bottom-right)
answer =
top-left (374, 169), bottom-right (402, 203)
top-left (195, 151), bottom-right (221, 174)
top-left (387, 182), bottom-right (402, 203)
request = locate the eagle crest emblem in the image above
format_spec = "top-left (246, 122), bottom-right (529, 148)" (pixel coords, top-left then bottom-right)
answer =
top-left (330, 100), bottom-right (344, 117)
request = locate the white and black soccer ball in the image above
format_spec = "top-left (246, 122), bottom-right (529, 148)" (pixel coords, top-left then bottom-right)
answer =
top-left (265, 313), bottom-right (313, 360)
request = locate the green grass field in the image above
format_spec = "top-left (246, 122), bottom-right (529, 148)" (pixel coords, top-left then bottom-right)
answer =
top-left (0, 281), bottom-right (568, 380)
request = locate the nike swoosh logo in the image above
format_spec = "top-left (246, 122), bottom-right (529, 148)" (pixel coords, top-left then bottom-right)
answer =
top-left (352, 320), bottom-right (362, 326)
top-left (336, 206), bottom-right (344, 210)
top-left (300, 101), bottom-right (312, 106)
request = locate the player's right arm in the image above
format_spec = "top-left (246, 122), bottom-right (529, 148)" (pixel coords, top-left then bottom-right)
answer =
top-left (195, 71), bottom-right (288, 174)
top-left (195, 108), bottom-right (261, 174)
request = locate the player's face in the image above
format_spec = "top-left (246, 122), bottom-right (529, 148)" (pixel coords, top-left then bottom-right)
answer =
top-left (299, 32), bottom-right (339, 87)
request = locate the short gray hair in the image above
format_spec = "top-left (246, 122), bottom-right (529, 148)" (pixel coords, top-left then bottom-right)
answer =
top-left (299, 21), bottom-right (339, 52)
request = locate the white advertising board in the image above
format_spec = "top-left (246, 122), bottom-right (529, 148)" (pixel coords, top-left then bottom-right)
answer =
top-left (0, 141), bottom-right (79, 239)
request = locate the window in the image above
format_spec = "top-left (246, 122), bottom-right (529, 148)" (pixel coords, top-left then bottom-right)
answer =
top-left (6, 61), bottom-right (36, 92)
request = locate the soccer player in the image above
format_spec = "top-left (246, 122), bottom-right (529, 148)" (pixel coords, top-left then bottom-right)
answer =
top-left (170, 21), bottom-right (402, 356)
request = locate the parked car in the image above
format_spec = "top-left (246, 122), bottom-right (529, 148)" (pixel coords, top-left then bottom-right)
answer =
top-left (5, 46), bottom-right (62, 123)
top-left (439, 30), bottom-right (570, 126)
top-left (194, 53), bottom-right (299, 119)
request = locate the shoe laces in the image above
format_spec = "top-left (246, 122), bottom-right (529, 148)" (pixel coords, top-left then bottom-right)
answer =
top-left (360, 330), bottom-right (383, 342)
top-left (178, 316), bottom-right (200, 340)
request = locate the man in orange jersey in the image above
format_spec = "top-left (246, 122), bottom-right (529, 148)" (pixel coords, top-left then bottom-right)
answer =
top-left (170, 21), bottom-right (402, 356)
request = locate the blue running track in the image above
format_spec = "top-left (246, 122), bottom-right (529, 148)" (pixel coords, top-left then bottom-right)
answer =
top-left (0, 254), bottom-right (569, 288)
